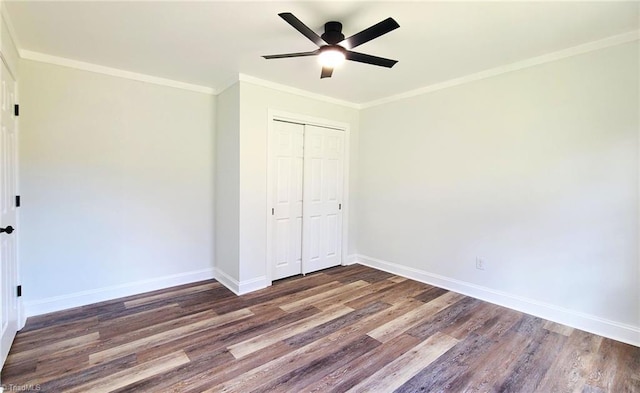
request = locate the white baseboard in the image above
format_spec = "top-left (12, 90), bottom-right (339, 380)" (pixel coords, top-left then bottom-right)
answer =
top-left (213, 267), bottom-right (241, 295)
top-left (24, 268), bottom-right (215, 317)
top-left (238, 276), bottom-right (268, 294)
top-left (356, 254), bottom-right (640, 347)
top-left (213, 267), bottom-right (267, 296)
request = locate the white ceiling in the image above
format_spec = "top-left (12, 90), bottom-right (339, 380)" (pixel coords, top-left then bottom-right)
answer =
top-left (5, 1), bottom-right (639, 104)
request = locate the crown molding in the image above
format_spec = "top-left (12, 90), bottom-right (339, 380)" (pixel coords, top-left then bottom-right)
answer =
top-left (20, 50), bottom-right (217, 95)
top-left (238, 73), bottom-right (361, 109)
top-left (361, 30), bottom-right (640, 109)
top-left (10, 28), bottom-right (638, 108)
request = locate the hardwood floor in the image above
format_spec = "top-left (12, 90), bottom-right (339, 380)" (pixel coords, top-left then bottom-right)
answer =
top-left (2, 264), bottom-right (638, 392)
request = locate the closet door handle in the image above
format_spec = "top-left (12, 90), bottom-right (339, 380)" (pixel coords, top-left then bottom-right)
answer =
top-left (0, 225), bottom-right (14, 234)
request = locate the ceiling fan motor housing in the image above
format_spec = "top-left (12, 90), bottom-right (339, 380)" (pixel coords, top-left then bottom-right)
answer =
top-left (321, 22), bottom-right (345, 45)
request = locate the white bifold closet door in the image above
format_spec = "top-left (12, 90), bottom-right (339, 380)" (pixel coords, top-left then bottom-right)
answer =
top-left (272, 121), bottom-right (305, 280)
top-left (271, 120), bottom-right (344, 281)
top-left (301, 125), bottom-right (344, 274)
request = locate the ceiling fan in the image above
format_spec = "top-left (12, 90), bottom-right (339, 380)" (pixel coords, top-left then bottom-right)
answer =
top-left (262, 12), bottom-right (400, 79)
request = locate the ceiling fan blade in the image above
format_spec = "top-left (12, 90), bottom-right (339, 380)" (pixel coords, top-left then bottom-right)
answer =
top-left (320, 66), bottom-right (334, 79)
top-left (343, 17), bottom-right (399, 49)
top-left (262, 50), bottom-right (319, 59)
top-left (279, 12), bottom-right (326, 47)
top-left (345, 51), bottom-right (398, 68)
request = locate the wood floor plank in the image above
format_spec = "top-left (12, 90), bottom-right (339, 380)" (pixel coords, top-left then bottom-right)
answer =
top-left (536, 329), bottom-right (603, 393)
top-left (405, 294), bottom-right (480, 339)
top-left (183, 306), bottom-right (318, 361)
top-left (109, 349), bottom-right (233, 393)
top-left (98, 303), bottom-right (183, 339)
top-left (413, 285), bottom-right (448, 303)
top-left (209, 325), bottom-right (379, 392)
top-left (257, 334), bottom-right (381, 392)
top-left (278, 280), bottom-right (369, 312)
top-left (67, 351), bottom-right (190, 393)
top-left (17, 303), bottom-right (122, 333)
top-left (284, 301), bottom-right (390, 348)
top-left (448, 324), bottom-right (535, 392)
top-left (37, 354), bottom-right (138, 392)
top-left (177, 342), bottom-right (295, 393)
top-left (388, 275), bottom-right (407, 283)
top-left (6, 332), bottom-right (100, 365)
top-left (588, 337), bottom-right (640, 393)
top-left (90, 307), bottom-right (253, 364)
top-left (123, 281), bottom-right (221, 308)
top-left (254, 280), bottom-right (343, 309)
top-left (228, 304), bottom-right (353, 359)
top-left (313, 279), bottom-right (397, 311)
top-left (495, 327), bottom-right (568, 393)
top-left (394, 332), bottom-right (499, 393)
top-left (367, 290), bottom-right (459, 343)
top-left (303, 333), bottom-right (421, 392)
top-left (8, 317), bottom-right (99, 352)
top-left (473, 306), bottom-right (523, 338)
top-left (93, 309), bottom-right (219, 352)
top-left (210, 298), bottom-right (426, 392)
top-left (346, 331), bottom-right (459, 393)
top-left (2, 265), bottom-right (636, 392)
top-left (440, 301), bottom-right (504, 340)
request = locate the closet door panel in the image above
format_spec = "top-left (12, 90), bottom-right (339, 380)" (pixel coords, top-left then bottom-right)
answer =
top-left (272, 121), bottom-right (304, 280)
top-left (302, 125), bottom-right (344, 274)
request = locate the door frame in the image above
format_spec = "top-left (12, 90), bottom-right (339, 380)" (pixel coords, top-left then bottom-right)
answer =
top-left (266, 110), bottom-right (351, 285)
top-left (0, 52), bottom-right (22, 331)
top-left (0, 51), bottom-right (22, 371)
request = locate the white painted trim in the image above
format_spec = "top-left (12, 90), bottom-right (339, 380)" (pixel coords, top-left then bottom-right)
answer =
top-left (24, 268), bottom-right (215, 317)
top-left (361, 30), bottom-right (640, 108)
top-left (10, 30), bottom-right (637, 107)
top-left (0, 6), bottom-right (23, 329)
top-left (268, 109), bottom-right (351, 131)
top-left (355, 254), bottom-right (640, 347)
top-left (19, 50), bottom-right (216, 95)
top-left (213, 267), bottom-right (267, 296)
top-left (266, 110), bottom-right (351, 286)
top-left (239, 73), bottom-right (360, 109)
top-left (238, 276), bottom-right (268, 295)
top-left (213, 267), bottom-right (241, 295)
top-left (265, 114), bottom-right (276, 285)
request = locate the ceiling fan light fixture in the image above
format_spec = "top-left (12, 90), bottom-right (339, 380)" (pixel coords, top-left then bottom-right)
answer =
top-left (318, 45), bottom-right (346, 67)
top-left (263, 13), bottom-right (399, 78)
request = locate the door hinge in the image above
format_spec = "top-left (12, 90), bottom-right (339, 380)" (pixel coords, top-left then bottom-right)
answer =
top-left (271, 208), bottom-right (274, 215)
top-left (14, 104), bottom-right (19, 117)
top-left (17, 285), bottom-right (22, 297)
top-left (15, 195), bottom-right (20, 207)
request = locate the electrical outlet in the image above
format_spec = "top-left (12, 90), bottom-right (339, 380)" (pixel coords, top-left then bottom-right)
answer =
top-left (476, 257), bottom-right (486, 270)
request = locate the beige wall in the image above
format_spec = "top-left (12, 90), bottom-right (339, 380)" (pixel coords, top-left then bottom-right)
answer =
top-left (357, 41), bottom-right (639, 343)
top-left (19, 59), bottom-right (216, 315)
top-left (214, 83), bottom-right (240, 281)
